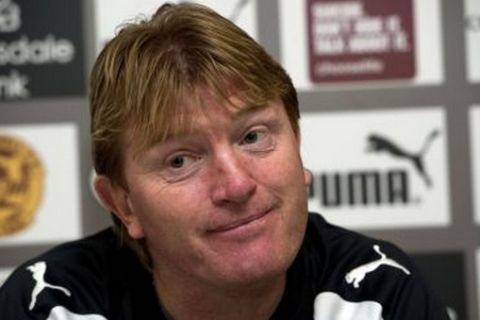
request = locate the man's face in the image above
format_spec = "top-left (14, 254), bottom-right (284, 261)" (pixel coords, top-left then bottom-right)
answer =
top-left (116, 93), bottom-right (309, 288)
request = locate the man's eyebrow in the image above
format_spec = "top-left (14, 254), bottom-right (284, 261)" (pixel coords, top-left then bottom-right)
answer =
top-left (230, 103), bottom-right (271, 120)
top-left (155, 129), bottom-right (193, 145)
top-left (150, 103), bottom-right (272, 145)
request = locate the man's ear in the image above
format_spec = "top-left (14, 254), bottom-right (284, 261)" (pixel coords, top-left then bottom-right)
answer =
top-left (303, 168), bottom-right (312, 188)
top-left (93, 175), bottom-right (145, 239)
top-left (294, 131), bottom-right (312, 190)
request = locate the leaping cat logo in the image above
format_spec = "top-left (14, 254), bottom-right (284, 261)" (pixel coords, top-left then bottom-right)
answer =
top-left (27, 261), bottom-right (71, 310)
top-left (367, 129), bottom-right (440, 187)
top-left (345, 245), bottom-right (410, 288)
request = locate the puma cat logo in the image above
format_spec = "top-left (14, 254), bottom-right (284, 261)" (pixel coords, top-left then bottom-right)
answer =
top-left (367, 129), bottom-right (440, 187)
top-left (27, 261), bottom-right (71, 311)
top-left (345, 245), bottom-right (410, 288)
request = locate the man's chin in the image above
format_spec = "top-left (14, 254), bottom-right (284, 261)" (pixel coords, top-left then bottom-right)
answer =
top-left (204, 237), bottom-right (298, 287)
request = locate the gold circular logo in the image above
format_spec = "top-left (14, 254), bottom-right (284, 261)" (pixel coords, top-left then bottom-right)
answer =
top-left (0, 135), bottom-right (44, 236)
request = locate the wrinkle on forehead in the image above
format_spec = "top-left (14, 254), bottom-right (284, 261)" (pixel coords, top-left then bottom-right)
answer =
top-left (126, 85), bottom-right (270, 158)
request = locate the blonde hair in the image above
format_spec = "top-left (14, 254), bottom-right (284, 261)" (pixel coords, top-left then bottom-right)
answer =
top-left (89, 2), bottom-right (299, 266)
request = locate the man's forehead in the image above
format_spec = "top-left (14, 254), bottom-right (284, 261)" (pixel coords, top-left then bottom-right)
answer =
top-left (126, 95), bottom-right (279, 157)
top-left (163, 100), bottom-right (273, 139)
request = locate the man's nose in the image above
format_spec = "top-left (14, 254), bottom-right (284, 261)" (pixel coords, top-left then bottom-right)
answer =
top-left (210, 150), bottom-right (257, 207)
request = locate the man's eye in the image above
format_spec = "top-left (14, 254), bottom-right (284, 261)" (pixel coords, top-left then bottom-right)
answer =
top-left (166, 153), bottom-right (200, 170)
top-left (239, 128), bottom-right (275, 152)
top-left (243, 131), bottom-right (261, 144)
top-left (161, 153), bottom-right (203, 182)
top-left (169, 155), bottom-right (186, 168)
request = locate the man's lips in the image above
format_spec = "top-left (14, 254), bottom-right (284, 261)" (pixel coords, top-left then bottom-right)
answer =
top-left (207, 210), bottom-right (271, 234)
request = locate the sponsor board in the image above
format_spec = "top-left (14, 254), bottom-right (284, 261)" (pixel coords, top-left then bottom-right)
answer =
top-left (0, 123), bottom-right (81, 245)
top-left (0, 267), bottom-right (13, 287)
top-left (280, 0), bottom-right (443, 88)
top-left (477, 249), bottom-right (480, 320)
top-left (0, 0), bottom-right (85, 101)
top-left (410, 252), bottom-right (466, 320)
top-left (94, 0), bottom-right (257, 52)
top-left (465, 0), bottom-right (480, 82)
top-left (470, 106), bottom-right (480, 225)
top-left (301, 107), bottom-right (450, 229)
top-left (306, 0), bottom-right (415, 83)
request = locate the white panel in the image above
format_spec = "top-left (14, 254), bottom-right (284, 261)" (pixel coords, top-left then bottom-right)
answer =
top-left (93, 0), bottom-right (258, 53)
top-left (470, 106), bottom-right (480, 225)
top-left (0, 123), bottom-right (81, 245)
top-left (465, 0), bottom-right (480, 82)
top-left (301, 107), bottom-right (450, 229)
top-left (477, 249), bottom-right (480, 320)
top-left (279, 0), bottom-right (444, 89)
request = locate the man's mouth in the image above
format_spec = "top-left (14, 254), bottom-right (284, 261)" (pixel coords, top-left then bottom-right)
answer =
top-left (208, 210), bottom-right (271, 234)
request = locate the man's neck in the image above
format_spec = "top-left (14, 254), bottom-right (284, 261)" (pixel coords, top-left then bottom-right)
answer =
top-left (152, 269), bottom-right (286, 320)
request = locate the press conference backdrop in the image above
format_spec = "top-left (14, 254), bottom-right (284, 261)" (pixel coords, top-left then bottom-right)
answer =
top-left (0, 0), bottom-right (479, 319)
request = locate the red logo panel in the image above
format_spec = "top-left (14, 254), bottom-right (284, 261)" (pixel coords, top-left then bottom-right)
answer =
top-left (307, 0), bottom-right (416, 83)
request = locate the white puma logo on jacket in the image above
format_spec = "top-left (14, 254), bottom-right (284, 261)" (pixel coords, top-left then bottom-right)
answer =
top-left (345, 245), bottom-right (410, 288)
top-left (27, 261), bottom-right (71, 310)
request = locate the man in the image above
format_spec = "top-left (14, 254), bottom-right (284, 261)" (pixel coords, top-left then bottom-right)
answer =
top-left (0, 3), bottom-right (449, 319)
